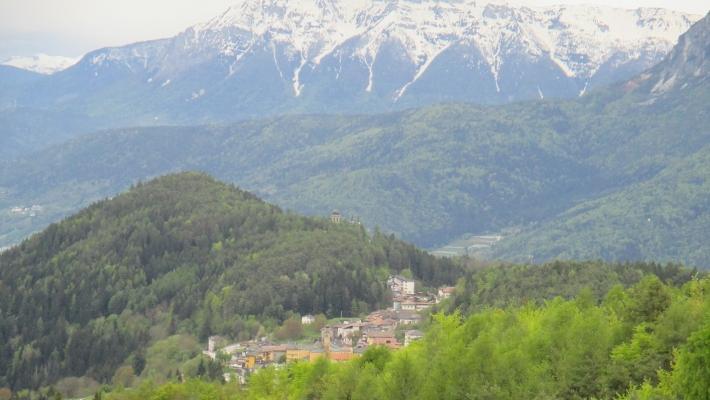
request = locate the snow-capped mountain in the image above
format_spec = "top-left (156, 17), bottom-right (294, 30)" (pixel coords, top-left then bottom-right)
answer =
top-left (182, 0), bottom-right (696, 96)
top-left (16, 1), bottom-right (699, 122)
top-left (2, 54), bottom-right (78, 75)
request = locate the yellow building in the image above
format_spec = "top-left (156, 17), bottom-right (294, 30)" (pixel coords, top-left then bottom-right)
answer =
top-left (286, 348), bottom-right (311, 362)
top-left (246, 355), bottom-right (256, 369)
top-left (260, 345), bottom-right (288, 362)
top-left (309, 351), bottom-right (325, 362)
top-left (283, 346), bottom-right (360, 363)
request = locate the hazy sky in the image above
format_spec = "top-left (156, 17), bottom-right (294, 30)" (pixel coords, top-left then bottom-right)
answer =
top-left (1, 0), bottom-right (708, 59)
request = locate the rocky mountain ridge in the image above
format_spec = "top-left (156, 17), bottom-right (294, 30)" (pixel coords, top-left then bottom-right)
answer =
top-left (12, 1), bottom-right (699, 123)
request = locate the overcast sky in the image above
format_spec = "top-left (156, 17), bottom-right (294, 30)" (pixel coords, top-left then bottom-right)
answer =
top-left (1, 0), bottom-right (708, 59)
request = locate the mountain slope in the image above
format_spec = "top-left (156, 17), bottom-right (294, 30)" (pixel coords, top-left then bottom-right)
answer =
top-left (0, 65), bottom-right (42, 110)
top-left (0, 66), bottom-right (104, 159)
top-left (632, 8), bottom-right (709, 94)
top-left (493, 145), bottom-right (710, 264)
top-left (0, 172), bottom-right (458, 389)
top-left (0, 65), bottom-right (41, 93)
top-left (9, 2), bottom-right (697, 126)
top-left (0, 107), bottom-right (104, 160)
top-left (1, 12), bottom-right (707, 265)
top-left (1, 70), bottom-right (707, 262)
top-left (492, 12), bottom-right (710, 264)
top-left (0, 108), bottom-right (604, 249)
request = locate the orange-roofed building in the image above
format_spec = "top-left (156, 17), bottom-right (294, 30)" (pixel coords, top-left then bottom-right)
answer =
top-left (366, 330), bottom-right (400, 349)
top-left (329, 350), bottom-right (358, 362)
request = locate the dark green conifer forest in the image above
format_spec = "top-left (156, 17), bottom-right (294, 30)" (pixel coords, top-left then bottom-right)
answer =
top-left (0, 173), bottom-right (460, 392)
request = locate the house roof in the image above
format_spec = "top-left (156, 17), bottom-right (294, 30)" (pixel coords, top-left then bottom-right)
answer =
top-left (328, 344), bottom-right (353, 352)
top-left (393, 310), bottom-right (422, 320)
top-left (401, 300), bottom-right (433, 305)
top-left (367, 330), bottom-right (396, 338)
top-left (333, 321), bottom-right (364, 329)
top-left (260, 345), bottom-right (288, 352)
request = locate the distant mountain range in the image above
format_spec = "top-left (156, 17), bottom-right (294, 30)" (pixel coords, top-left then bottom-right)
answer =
top-left (68, 1), bottom-right (694, 109)
top-left (1, 54), bottom-right (78, 75)
top-left (0, 2), bottom-right (698, 145)
top-left (2, 12), bottom-right (708, 266)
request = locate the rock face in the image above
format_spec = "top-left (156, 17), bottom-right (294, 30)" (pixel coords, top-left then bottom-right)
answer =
top-left (644, 11), bottom-right (709, 93)
top-left (14, 1), bottom-right (698, 123)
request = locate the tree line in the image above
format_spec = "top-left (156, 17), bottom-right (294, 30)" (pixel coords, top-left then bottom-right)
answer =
top-left (101, 274), bottom-right (710, 399)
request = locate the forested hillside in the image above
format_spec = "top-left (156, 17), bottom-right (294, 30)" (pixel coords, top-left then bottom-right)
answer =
top-left (492, 146), bottom-right (710, 263)
top-left (2, 76), bottom-right (708, 264)
top-left (1, 14), bottom-right (708, 265)
top-left (436, 259), bottom-right (697, 314)
top-left (0, 172), bottom-right (459, 390)
top-left (492, 11), bottom-right (710, 263)
top-left (103, 274), bottom-right (710, 400)
top-left (0, 66), bottom-right (105, 159)
top-left (0, 3), bottom-right (693, 160)
top-left (1, 173), bottom-right (704, 396)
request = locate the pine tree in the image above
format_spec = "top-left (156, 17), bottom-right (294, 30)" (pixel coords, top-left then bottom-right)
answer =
top-left (132, 351), bottom-right (146, 377)
top-left (196, 359), bottom-right (206, 377)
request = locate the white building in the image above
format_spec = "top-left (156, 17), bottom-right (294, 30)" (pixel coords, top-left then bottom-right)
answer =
top-left (207, 335), bottom-right (227, 353)
top-left (437, 286), bottom-right (455, 301)
top-left (388, 275), bottom-right (416, 295)
top-left (301, 314), bottom-right (315, 325)
top-left (401, 300), bottom-right (433, 311)
top-left (330, 210), bottom-right (343, 223)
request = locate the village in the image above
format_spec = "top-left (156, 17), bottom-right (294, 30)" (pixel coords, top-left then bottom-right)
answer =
top-left (203, 272), bottom-right (455, 384)
top-left (9, 204), bottom-right (43, 217)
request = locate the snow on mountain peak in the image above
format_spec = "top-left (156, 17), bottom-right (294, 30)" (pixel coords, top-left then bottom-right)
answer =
top-left (71, 0), bottom-right (699, 106)
top-left (181, 0), bottom-right (697, 96)
top-left (2, 54), bottom-right (79, 75)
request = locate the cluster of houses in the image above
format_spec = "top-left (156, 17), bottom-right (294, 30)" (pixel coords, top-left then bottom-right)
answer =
top-left (388, 274), bottom-right (454, 312)
top-left (9, 205), bottom-right (42, 217)
top-left (204, 275), bottom-right (455, 384)
top-left (321, 308), bottom-right (424, 352)
top-left (202, 337), bottom-right (355, 383)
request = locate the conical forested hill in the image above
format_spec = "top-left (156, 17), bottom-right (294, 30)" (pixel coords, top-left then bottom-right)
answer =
top-left (0, 172), bottom-right (459, 390)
